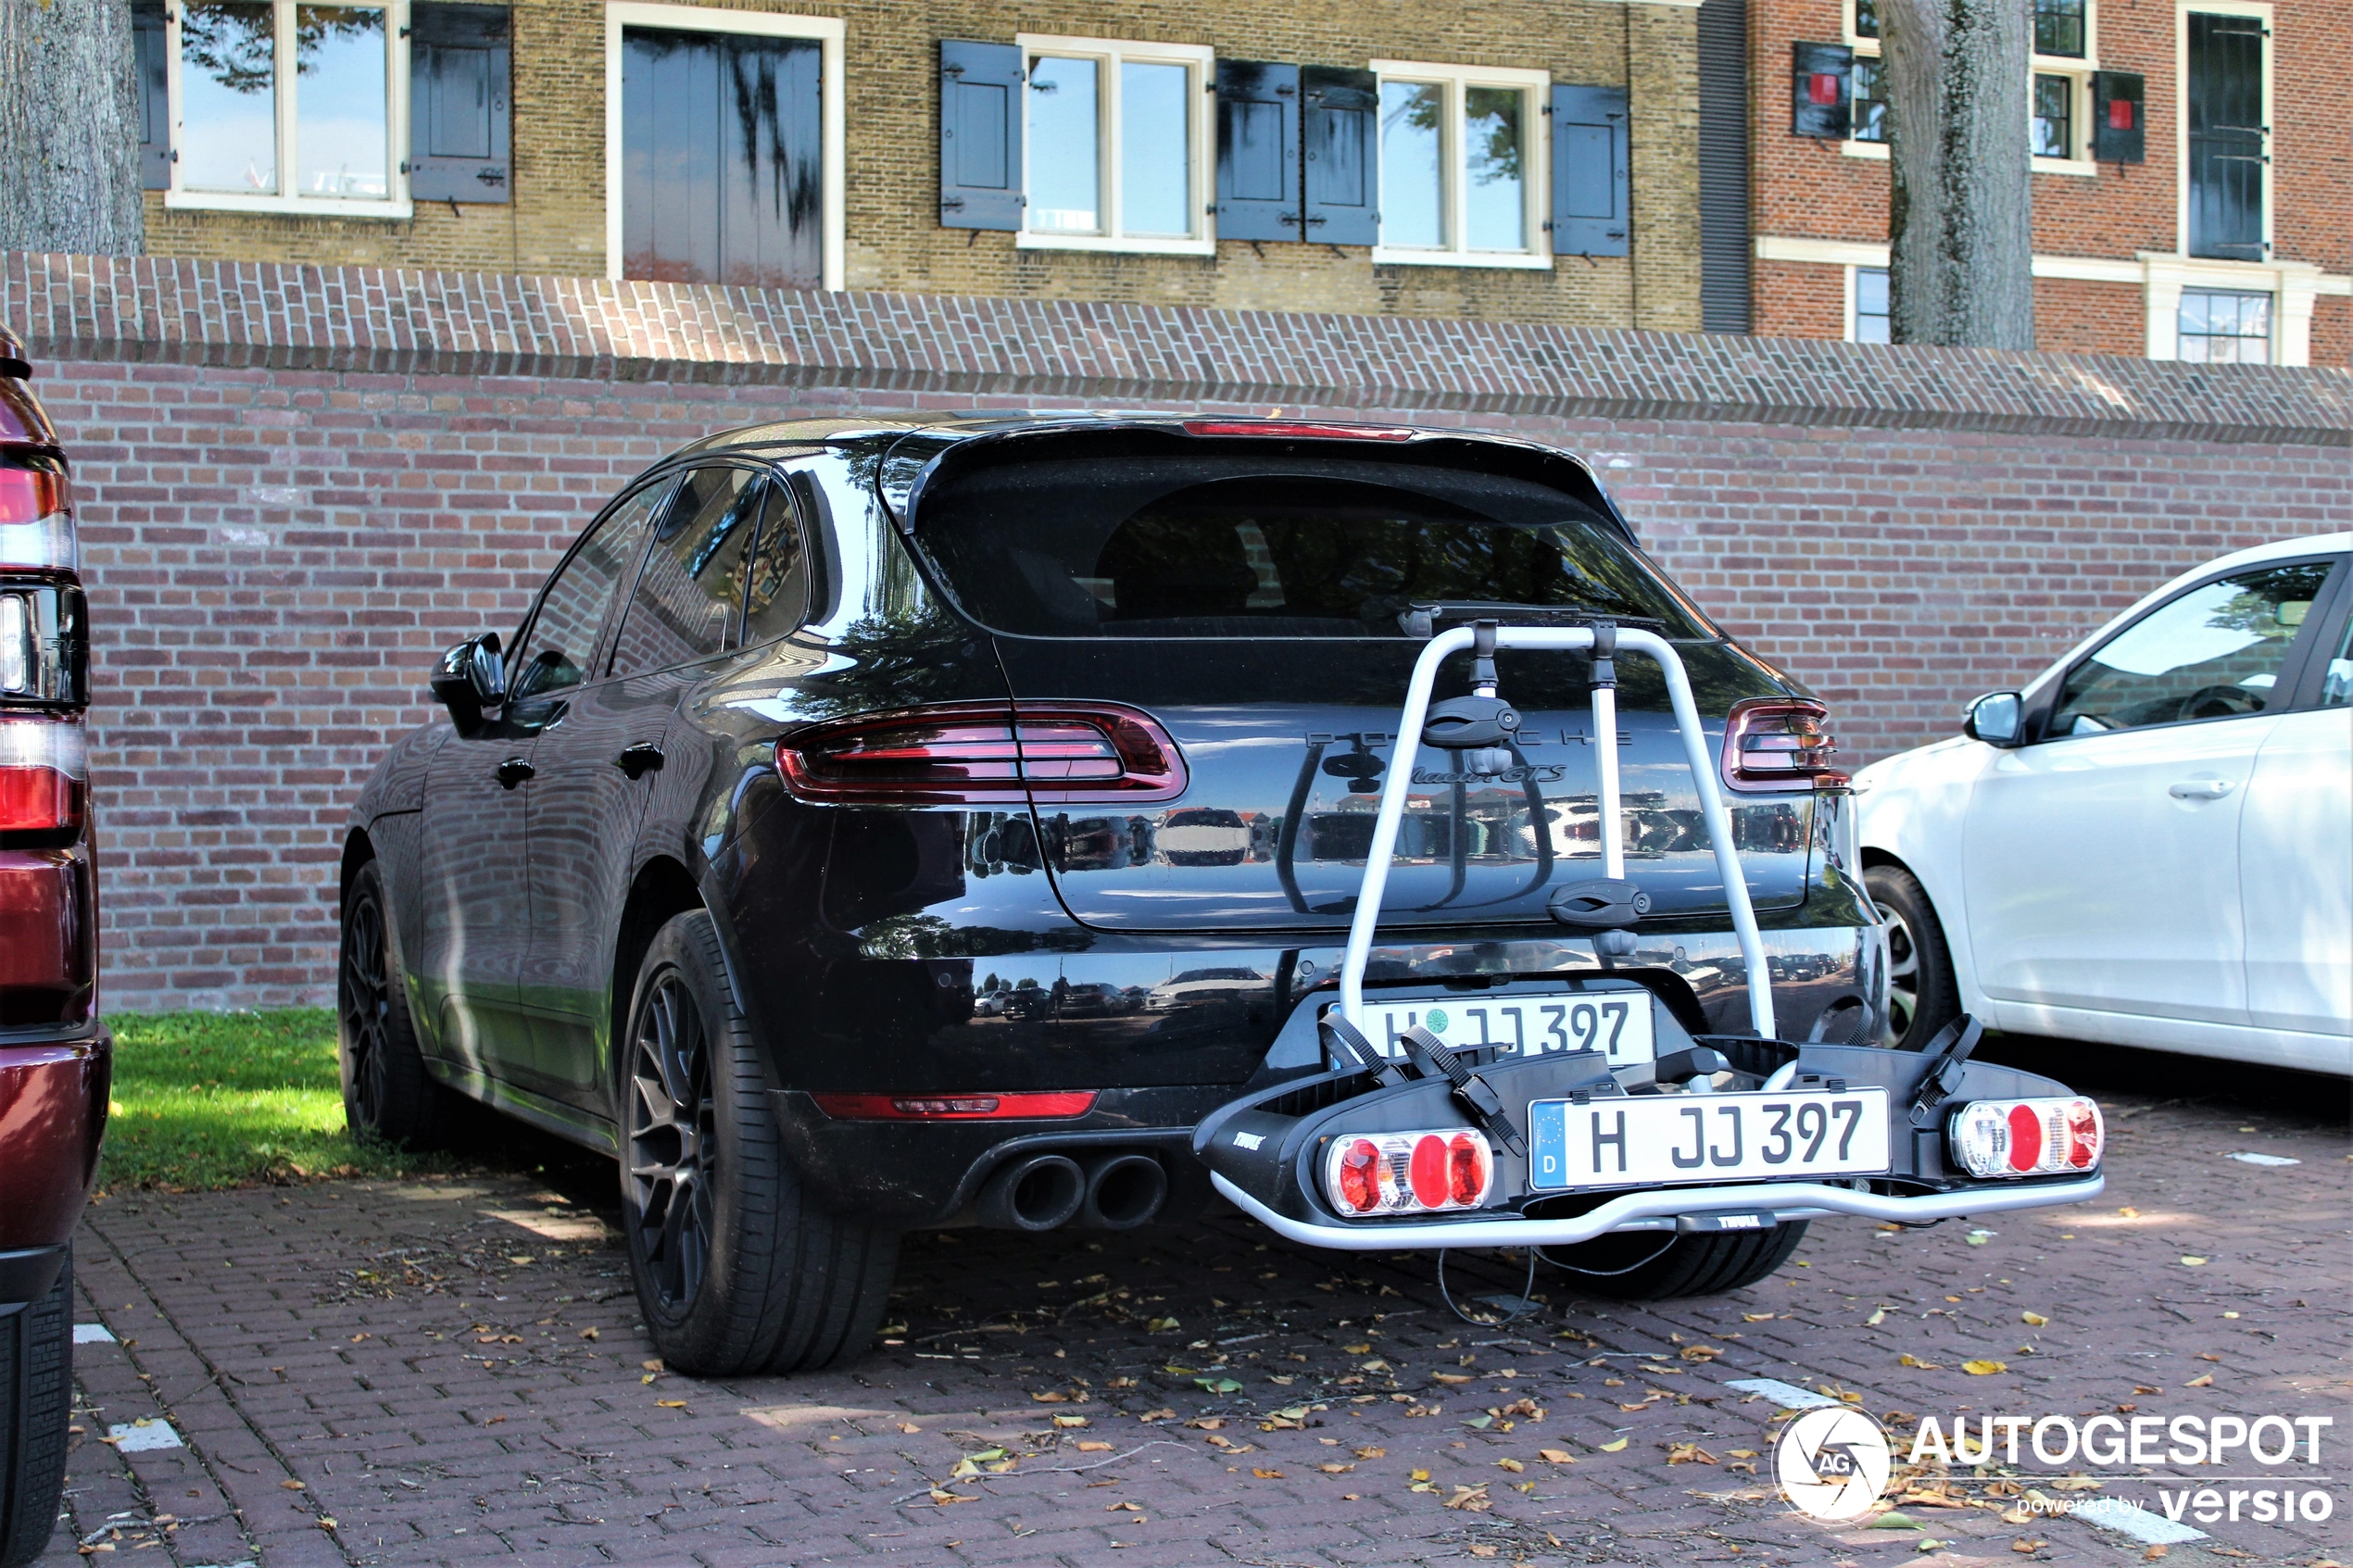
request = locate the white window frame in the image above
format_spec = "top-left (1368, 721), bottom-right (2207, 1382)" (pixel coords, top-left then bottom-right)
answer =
top-left (603, 3), bottom-right (848, 291)
top-left (1844, 263), bottom-right (1893, 342)
top-left (1013, 33), bottom-right (1215, 258)
top-left (1368, 59), bottom-right (1554, 270)
top-left (162, 0), bottom-right (412, 219)
top-left (1840, 2), bottom-right (1888, 161)
top-left (2174, 0), bottom-right (2272, 266)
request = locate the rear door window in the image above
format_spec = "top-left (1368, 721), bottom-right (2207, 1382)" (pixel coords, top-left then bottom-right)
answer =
top-left (911, 453), bottom-right (1706, 639)
top-left (607, 466), bottom-right (764, 677)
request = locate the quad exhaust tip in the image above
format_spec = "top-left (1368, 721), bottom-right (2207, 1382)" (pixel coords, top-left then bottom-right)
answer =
top-left (975, 1150), bottom-right (1170, 1232)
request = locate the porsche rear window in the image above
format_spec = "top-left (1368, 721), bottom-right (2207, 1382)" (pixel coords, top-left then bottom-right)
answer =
top-left (910, 453), bottom-right (1707, 639)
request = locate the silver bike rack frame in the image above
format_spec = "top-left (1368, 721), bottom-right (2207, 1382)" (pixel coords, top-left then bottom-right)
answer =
top-left (1334, 623), bottom-right (1777, 1043)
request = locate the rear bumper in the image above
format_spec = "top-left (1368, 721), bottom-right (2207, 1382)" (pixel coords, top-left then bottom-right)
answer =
top-left (1213, 1171), bottom-right (2105, 1251)
top-left (0, 1023), bottom-right (111, 1285)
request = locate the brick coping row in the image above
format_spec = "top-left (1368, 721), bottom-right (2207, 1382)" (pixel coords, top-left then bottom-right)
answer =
top-left (5, 251), bottom-right (2348, 446)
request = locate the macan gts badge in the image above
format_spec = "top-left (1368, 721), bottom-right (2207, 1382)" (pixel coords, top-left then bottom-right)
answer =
top-left (343, 415), bottom-right (2105, 1376)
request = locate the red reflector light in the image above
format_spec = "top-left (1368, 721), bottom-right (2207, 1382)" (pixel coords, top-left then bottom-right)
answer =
top-left (1722, 697), bottom-right (1847, 792)
top-left (0, 462), bottom-right (76, 571)
top-left (810, 1091), bottom-right (1099, 1121)
top-left (778, 702), bottom-right (1186, 806)
top-left (1181, 420), bottom-right (1417, 442)
top-left (1320, 1126), bottom-right (1494, 1217)
top-left (0, 720), bottom-right (85, 834)
top-left (1948, 1098), bottom-right (2103, 1178)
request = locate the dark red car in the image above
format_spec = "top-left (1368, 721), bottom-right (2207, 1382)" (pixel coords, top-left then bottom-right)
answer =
top-left (0, 332), bottom-right (107, 1568)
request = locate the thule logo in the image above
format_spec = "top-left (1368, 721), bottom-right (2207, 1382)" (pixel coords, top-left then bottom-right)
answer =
top-left (1233, 1132), bottom-right (1265, 1150)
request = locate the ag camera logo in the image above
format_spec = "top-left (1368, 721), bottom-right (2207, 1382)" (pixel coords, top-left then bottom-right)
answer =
top-left (1774, 1406), bottom-right (1892, 1522)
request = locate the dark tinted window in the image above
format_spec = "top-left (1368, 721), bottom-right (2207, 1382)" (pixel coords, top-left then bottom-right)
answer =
top-left (608, 467), bottom-right (763, 677)
top-left (914, 455), bottom-right (1704, 638)
top-left (740, 480), bottom-right (812, 644)
top-left (510, 482), bottom-right (667, 702)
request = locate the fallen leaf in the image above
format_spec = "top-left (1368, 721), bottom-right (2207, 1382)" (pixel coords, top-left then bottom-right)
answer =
top-left (1343, 1342), bottom-right (1372, 1354)
top-left (1030, 1390), bottom-right (1070, 1403)
top-left (1865, 1307), bottom-right (1888, 1326)
top-left (2134, 1386), bottom-right (2161, 1395)
top-left (2196, 1352), bottom-right (2223, 1361)
top-left (1252, 1467), bottom-right (1285, 1479)
top-left (2021, 1311), bottom-right (2049, 1327)
top-left (348, 1333), bottom-right (370, 1343)
top-left (1680, 1345), bottom-right (1724, 1361)
top-left (899, 1423), bottom-right (921, 1434)
top-left (1105, 1500), bottom-right (1140, 1512)
top-left (1496, 1457), bottom-right (1525, 1473)
top-left (1666, 1443), bottom-right (1718, 1465)
top-left (1538, 1448), bottom-right (1576, 1464)
top-left (1597, 1437), bottom-right (1629, 1452)
top-left (280, 1480), bottom-right (306, 1490)
top-left (2118, 1206), bottom-right (2140, 1218)
top-left (1727, 1448), bottom-right (1757, 1459)
top-left (1468, 1547), bottom-right (1499, 1560)
top-left (1430, 1372), bottom-right (1473, 1385)
top-left (1869, 1512), bottom-right (1920, 1530)
top-left (1076, 1441), bottom-right (1114, 1452)
top-left (2144, 1549), bottom-right (2167, 1562)
top-left (1139, 1408), bottom-right (1176, 1423)
top-left (578, 1327), bottom-right (599, 1340)
top-left (2185, 1374), bottom-right (2214, 1387)
top-left (655, 1399), bottom-right (687, 1409)
top-left (1354, 1446), bottom-right (1386, 1459)
top-left (1899, 1354), bottom-right (1942, 1369)
top-left (1443, 1485), bottom-right (1492, 1512)
top-left (1188, 1417), bottom-right (1225, 1430)
top-left (1147, 1317), bottom-right (1180, 1331)
top-left (1319, 1461), bottom-right (1355, 1474)
top-left (928, 1488), bottom-right (975, 1504)
top-left (1194, 1377), bottom-right (1243, 1395)
top-left (1962, 1361), bottom-right (2008, 1376)
top-left (1743, 1311), bottom-right (1778, 1323)
top-left (2051, 1476), bottom-right (2103, 1492)
top-left (2181, 1257), bottom-right (2208, 1267)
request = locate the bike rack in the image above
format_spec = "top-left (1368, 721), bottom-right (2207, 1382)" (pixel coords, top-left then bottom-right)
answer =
top-left (1334, 622), bottom-right (1777, 1045)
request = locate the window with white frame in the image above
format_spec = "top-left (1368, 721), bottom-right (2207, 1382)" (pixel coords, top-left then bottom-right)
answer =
top-left (1841, 0), bottom-right (1885, 152)
top-left (1370, 61), bottom-right (1551, 266)
top-left (1017, 35), bottom-right (1213, 255)
top-left (168, 0), bottom-right (407, 212)
top-left (2176, 287), bottom-right (2271, 362)
top-left (1850, 266), bottom-right (1891, 343)
top-left (1842, 0), bottom-right (2097, 167)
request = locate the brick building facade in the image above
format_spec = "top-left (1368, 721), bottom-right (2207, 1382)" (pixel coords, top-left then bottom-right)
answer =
top-left (6, 255), bottom-right (2347, 1012)
top-left (132, 0), bottom-right (1703, 331)
top-left (1733, 0), bottom-right (2353, 364)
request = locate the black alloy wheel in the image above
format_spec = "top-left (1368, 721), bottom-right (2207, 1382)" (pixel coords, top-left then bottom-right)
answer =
top-left (624, 972), bottom-right (718, 1312)
top-left (1864, 864), bottom-right (1959, 1051)
top-left (617, 910), bottom-right (900, 1376)
top-left (336, 860), bottom-right (458, 1147)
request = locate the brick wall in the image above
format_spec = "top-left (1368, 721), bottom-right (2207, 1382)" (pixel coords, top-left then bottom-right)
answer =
top-left (6, 256), bottom-right (2348, 1012)
top-left (1749, 0), bottom-right (2353, 359)
top-left (145, 0), bottom-right (1702, 332)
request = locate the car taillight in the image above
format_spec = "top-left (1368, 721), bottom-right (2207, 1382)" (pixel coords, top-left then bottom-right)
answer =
top-left (777, 702), bottom-right (1187, 806)
top-left (1323, 1128), bottom-right (1495, 1216)
top-left (1180, 419), bottom-right (1418, 441)
top-left (0, 460), bottom-right (76, 572)
top-left (1946, 1098), bottom-right (2104, 1178)
top-left (1723, 697), bottom-right (1847, 791)
top-left (0, 716), bottom-right (85, 834)
top-left (809, 1091), bottom-right (1098, 1120)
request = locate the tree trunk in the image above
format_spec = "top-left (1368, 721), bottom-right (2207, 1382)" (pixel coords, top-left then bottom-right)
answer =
top-left (0, 0), bottom-right (145, 257)
top-left (1881, 0), bottom-right (2033, 348)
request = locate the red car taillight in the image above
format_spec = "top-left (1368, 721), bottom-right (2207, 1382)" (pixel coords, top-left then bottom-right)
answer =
top-left (0, 716), bottom-right (85, 834)
top-left (1946, 1098), bottom-right (2104, 1177)
top-left (809, 1092), bottom-right (1098, 1120)
top-left (776, 702), bottom-right (1187, 806)
top-left (1722, 698), bottom-right (1847, 791)
top-left (0, 460), bottom-right (76, 572)
top-left (1180, 419), bottom-right (1417, 441)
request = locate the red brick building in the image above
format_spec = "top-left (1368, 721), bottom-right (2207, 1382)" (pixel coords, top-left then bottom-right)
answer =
top-left (1699, 0), bottom-right (2352, 365)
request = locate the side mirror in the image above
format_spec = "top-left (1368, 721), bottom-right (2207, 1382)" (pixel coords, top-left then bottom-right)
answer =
top-left (431, 633), bottom-right (506, 737)
top-left (1962, 690), bottom-right (2025, 747)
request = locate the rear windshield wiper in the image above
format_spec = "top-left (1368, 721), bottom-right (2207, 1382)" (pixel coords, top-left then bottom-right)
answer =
top-left (1397, 601), bottom-right (1670, 639)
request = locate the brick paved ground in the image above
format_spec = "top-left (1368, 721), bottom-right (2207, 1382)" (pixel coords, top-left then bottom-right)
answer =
top-left (40, 1044), bottom-right (2351, 1568)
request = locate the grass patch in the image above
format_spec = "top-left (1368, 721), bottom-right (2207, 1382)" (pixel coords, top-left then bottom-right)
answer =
top-left (101, 1009), bottom-right (470, 1192)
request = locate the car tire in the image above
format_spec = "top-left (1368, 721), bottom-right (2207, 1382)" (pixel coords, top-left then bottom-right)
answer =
top-left (1543, 1221), bottom-right (1808, 1301)
top-left (340, 859), bottom-right (471, 1148)
top-left (0, 1249), bottom-right (72, 1568)
top-left (1865, 865), bottom-right (1960, 1052)
top-left (620, 910), bottom-right (899, 1377)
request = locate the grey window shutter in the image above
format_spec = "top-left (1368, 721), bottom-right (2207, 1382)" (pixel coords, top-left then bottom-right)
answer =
top-left (409, 4), bottom-right (511, 203)
top-left (940, 40), bottom-right (1024, 231)
top-left (1214, 60), bottom-right (1299, 242)
top-left (2092, 70), bottom-right (2145, 163)
top-left (132, 0), bottom-right (170, 190)
top-left (1550, 84), bottom-right (1629, 257)
top-left (1695, 0), bottom-right (1752, 332)
top-left (1302, 66), bottom-right (1377, 246)
top-left (1790, 43), bottom-right (1853, 139)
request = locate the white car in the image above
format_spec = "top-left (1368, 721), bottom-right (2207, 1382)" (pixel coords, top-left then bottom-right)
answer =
top-left (1856, 533), bottom-right (2351, 1075)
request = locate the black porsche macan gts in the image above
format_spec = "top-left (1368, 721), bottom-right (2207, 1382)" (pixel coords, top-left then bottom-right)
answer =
top-left (341, 415), bottom-right (1884, 1374)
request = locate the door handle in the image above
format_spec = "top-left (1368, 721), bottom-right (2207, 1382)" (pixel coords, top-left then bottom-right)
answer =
top-left (614, 742), bottom-right (665, 780)
top-left (2168, 778), bottom-right (2234, 800)
top-left (495, 757), bottom-right (535, 789)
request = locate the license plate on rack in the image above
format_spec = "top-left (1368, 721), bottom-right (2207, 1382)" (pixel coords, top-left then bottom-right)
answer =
top-left (1338, 993), bottom-right (1656, 1066)
top-left (1527, 1088), bottom-right (1891, 1192)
